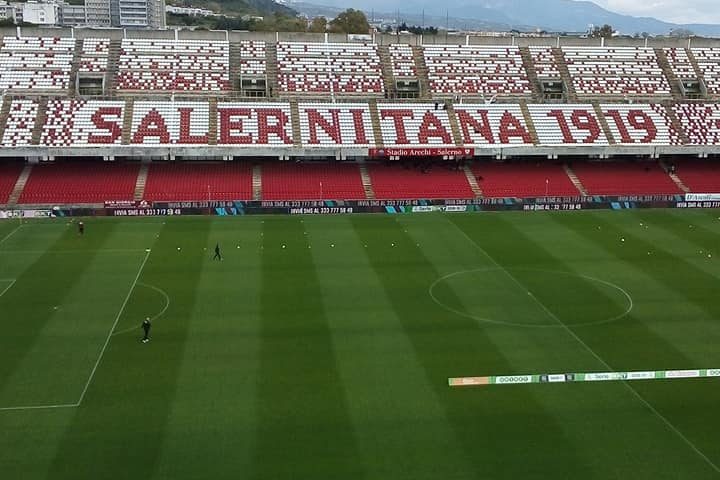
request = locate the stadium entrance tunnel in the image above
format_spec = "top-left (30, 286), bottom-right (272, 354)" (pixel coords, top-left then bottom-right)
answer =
top-left (429, 268), bottom-right (632, 328)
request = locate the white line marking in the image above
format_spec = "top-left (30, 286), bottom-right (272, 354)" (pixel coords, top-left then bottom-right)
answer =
top-left (450, 220), bottom-right (720, 474)
top-left (111, 282), bottom-right (170, 337)
top-left (0, 402), bottom-right (78, 412)
top-left (0, 279), bottom-right (16, 298)
top-left (76, 250), bottom-right (152, 406)
top-left (0, 224), bottom-right (22, 246)
top-left (0, 249), bottom-right (147, 255)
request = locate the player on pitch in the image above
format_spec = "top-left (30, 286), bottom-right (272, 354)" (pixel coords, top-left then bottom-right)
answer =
top-left (142, 317), bottom-right (151, 343)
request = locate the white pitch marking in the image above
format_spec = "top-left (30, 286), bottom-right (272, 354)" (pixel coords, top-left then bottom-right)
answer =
top-left (111, 282), bottom-right (170, 337)
top-left (0, 402), bottom-right (78, 412)
top-left (0, 224), bottom-right (23, 246)
top-left (0, 279), bottom-right (17, 298)
top-left (451, 221), bottom-right (720, 475)
top-left (76, 250), bottom-right (152, 405)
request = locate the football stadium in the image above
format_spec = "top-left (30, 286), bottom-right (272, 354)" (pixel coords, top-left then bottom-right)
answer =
top-left (1, 26), bottom-right (720, 479)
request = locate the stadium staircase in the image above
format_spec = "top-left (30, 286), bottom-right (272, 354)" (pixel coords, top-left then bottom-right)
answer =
top-left (289, 100), bottom-right (302, 147)
top-left (252, 164), bottom-right (262, 200)
top-left (659, 159), bottom-right (691, 193)
top-left (368, 99), bottom-right (384, 148)
top-left (7, 165), bottom-right (33, 207)
top-left (106, 40), bottom-right (122, 94)
top-left (519, 47), bottom-right (543, 102)
top-left (358, 163), bottom-right (376, 199)
top-left (519, 99), bottom-right (540, 144)
top-left (686, 48), bottom-right (708, 96)
top-left (592, 101), bottom-right (617, 145)
top-left (663, 103), bottom-right (690, 144)
top-left (265, 43), bottom-right (280, 97)
top-left (134, 164), bottom-right (149, 201)
top-left (410, 46), bottom-right (431, 99)
top-left (122, 98), bottom-right (134, 145)
top-left (463, 165), bottom-right (483, 197)
top-left (444, 102), bottom-right (464, 147)
top-left (208, 97), bottom-right (218, 145)
top-left (30, 98), bottom-right (48, 146)
top-left (229, 42), bottom-right (241, 92)
top-left (563, 164), bottom-right (589, 196)
top-left (655, 48), bottom-right (685, 100)
top-left (68, 38), bottom-right (83, 97)
top-left (0, 95), bottom-right (11, 142)
top-left (377, 45), bottom-right (396, 98)
top-left (552, 48), bottom-right (578, 102)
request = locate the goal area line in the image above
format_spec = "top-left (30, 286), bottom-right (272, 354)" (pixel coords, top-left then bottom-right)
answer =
top-left (449, 368), bottom-right (720, 387)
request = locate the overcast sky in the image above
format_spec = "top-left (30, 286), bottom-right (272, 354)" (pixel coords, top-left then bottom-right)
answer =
top-left (590, 0), bottom-right (720, 24)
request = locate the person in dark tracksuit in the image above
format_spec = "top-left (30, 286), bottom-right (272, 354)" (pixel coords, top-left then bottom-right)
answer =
top-left (78, 221), bottom-right (84, 235)
top-left (213, 243), bottom-right (222, 261)
top-left (142, 317), bottom-right (151, 343)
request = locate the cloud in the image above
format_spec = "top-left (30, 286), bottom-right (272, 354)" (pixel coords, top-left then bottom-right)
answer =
top-left (589, 0), bottom-right (720, 24)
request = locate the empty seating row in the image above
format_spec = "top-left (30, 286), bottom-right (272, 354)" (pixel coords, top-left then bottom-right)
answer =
top-left (116, 39), bottom-right (230, 92)
top-left (216, 103), bottom-right (294, 146)
top-left (143, 162), bottom-right (253, 201)
top-left (663, 48), bottom-right (697, 80)
top-left (454, 105), bottom-right (533, 146)
top-left (423, 45), bottom-right (531, 96)
top-left (562, 47), bottom-right (671, 96)
top-left (368, 163), bottom-right (474, 199)
top-left (262, 162), bottom-right (366, 200)
top-left (0, 37), bottom-right (75, 91)
top-left (572, 161), bottom-right (681, 195)
top-left (673, 159), bottom-right (720, 192)
top-left (0, 162), bottom-right (22, 204)
top-left (131, 101), bottom-right (209, 145)
top-left (527, 104), bottom-right (609, 145)
top-left (1, 99), bottom-right (38, 146)
top-left (472, 162), bottom-right (580, 198)
top-left (276, 42), bottom-right (384, 95)
top-left (19, 162), bottom-right (139, 203)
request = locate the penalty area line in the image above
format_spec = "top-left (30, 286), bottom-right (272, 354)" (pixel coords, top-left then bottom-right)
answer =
top-left (0, 402), bottom-right (78, 412)
top-left (0, 279), bottom-right (16, 298)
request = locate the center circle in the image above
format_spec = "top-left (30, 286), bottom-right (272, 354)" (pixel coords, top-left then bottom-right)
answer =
top-left (429, 268), bottom-right (633, 328)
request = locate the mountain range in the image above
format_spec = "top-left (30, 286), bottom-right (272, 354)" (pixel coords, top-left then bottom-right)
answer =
top-left (288, 0), bottom-right (720, 36)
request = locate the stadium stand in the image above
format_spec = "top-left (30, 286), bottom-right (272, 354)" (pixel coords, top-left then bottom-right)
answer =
top-left (79, 38), bottom-right (110, 73)
top-left (571, 161), bottom-right (682, 195)
top-left (0, 162), bottom-right (23, 204)
top-left (131, 101), bottom-right (209, 145)
top-left (378, 103), bottom-right (455, 147)
top-left (690, 48), bottom-right (720, 95)
top-left (368, 162), bottom-right (474, 199)
top-left (1, 99), bottom-right (38, 147)
top-left (276, 42), bottom-right (384, 95)
top-left (422, 45), bottom-right (532, 97)
top-left (561, 47), bottom-right (671, 97)
top-left (672, 103), bottom-right (720, 145)
top-left (673, 159), bottom-right (720, 192)
top-left (298, 103), bottom-right (375, 147)
top-left (600, 104), bottom-right (683, 145)
top-left (238, 41), bottom-right (266, 76)
top-left (143, 162), bottom-right (253, 201)
top-left (42, 99), bottom-right (125, 146)
top-left (529, 46), bottom-right (561, 78)
top-left (472, 162), bottom-right (580, 198)
top-left (454, 105), bottom-right (534, 146)
top-left (527, 104), bottom-right (610, 145)
top-left (216, 103), bottom-right (293, 146)
top-left (388, 44), bottom-right (417, 78)
top-left (262, 162), bottom-right (366, 200)
top-left (18, 161), bottom-right (139, 203)
top-left (116, 39), bottom-right (230, 92)
top-left (663, 48), bottom-right (697, 81)
top-left (0, 36), bottom-right (75, 91)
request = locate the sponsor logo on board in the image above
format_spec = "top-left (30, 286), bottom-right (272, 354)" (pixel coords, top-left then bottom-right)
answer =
top-left (665, 370), bottom-right (700, 378)
top-left (626, 371), bottom-right (655, 380)
top-left (707, 369), bottom-right (720, 377)
top-left (495, 375), bottom-right (533, 384)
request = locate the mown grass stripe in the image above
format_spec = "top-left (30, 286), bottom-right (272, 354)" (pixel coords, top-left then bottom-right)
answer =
top-left (252, 216), bottom-right (363, 480)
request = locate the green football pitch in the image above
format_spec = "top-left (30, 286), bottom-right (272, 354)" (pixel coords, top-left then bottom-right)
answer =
top-left (1, 210), bottom-right (719, 479)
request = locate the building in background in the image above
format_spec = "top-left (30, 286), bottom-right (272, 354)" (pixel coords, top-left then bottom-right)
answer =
top-left (0, 0), bottom-right (165, 28)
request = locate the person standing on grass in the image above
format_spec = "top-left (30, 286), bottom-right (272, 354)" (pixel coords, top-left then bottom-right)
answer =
top-left (142, 317), bottom-right (151, 343)
top-left (78, 221), bottom-right (84, 236)
top-left (213, 243), bottom-right (222, 261)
